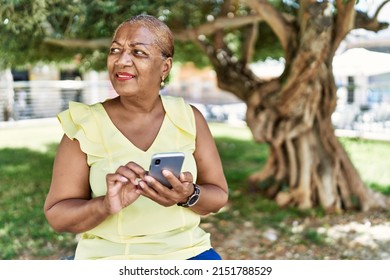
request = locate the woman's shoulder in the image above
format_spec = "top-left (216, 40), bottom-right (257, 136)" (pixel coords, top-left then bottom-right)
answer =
top-left (161, 95), bottom-right (192, 115)
top-left (57, 101), bottom-right (106, 158)
top-left (68, 101), bottom-right (102, 112)
top-left (57, 101), bottom-right (104, 135)
top-left (59, 101), bottom-right (103, 121)
top-left (161, 95), bottom-right (196, 135)
top-left (160, 94), bottom-right (185, 105)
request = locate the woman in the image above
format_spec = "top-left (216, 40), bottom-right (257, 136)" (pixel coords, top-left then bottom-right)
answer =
top-left (44, 15), bottom-right (228, 260)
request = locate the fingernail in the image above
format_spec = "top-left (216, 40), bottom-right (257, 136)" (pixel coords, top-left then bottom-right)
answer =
top-left (121, 176), bottom-right (129, 182)
top-left (134, 178), bottom-right (141, 185)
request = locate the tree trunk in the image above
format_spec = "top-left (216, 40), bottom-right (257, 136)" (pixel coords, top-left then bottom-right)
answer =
top-left (204, 2), bottom-right (390, 212)
top-left (246, 89), bottom-right (389, 212)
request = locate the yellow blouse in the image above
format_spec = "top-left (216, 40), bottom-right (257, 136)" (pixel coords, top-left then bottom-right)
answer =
top-left (57, 95), bottom-right (211, 259)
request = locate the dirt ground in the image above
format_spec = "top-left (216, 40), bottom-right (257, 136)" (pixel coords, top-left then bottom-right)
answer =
top-left (31, 210), bottom-right (390, 260)
top-left (205, 211), bottom-right (390, 260)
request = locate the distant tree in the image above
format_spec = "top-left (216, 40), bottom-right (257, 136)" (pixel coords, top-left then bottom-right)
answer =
top-left (2, 0), bottom-right (390, 212)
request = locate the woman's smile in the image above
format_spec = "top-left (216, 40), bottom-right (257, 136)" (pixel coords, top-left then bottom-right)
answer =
top-left (116, 72), bottom-right (136, 81)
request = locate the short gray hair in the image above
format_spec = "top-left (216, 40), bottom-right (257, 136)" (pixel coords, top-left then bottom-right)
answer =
top-left (114, 14), bottom-right (174, 58)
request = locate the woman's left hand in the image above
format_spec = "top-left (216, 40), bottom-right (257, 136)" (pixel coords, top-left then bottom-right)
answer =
top-left (137, 171), bottom-right (195, 207)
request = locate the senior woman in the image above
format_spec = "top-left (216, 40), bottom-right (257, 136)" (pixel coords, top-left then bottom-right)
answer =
top-left (44, 15), bottom-right (228, 260)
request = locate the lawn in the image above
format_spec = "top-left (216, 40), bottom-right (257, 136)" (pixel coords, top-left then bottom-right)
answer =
top-left (0, 120), bottom-right (389, 259)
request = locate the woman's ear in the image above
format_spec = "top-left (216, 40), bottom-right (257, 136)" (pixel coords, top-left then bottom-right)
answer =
top-left (161, 57), bottom-right (173, 77)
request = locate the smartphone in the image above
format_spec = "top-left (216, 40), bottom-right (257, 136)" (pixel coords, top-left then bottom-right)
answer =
top-left (148, 152), bottom-right (185, 188)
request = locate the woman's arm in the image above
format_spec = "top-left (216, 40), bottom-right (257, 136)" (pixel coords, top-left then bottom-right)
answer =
top-left (44, 135), bottom-right (110, 233)
top-left (188, 105), bottom-right (229, 215)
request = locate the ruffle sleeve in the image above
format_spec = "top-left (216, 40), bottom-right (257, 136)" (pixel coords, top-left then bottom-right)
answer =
top-left (57, 101), bottom-right (105, 165)
top-left (161, 95), bottom-right (196, 137)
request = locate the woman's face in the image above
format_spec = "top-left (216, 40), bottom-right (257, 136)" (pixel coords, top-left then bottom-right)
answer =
top-left (107, 23), bottom-right (171, 97)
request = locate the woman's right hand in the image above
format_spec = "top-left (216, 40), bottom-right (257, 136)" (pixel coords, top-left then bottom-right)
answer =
top-left (104, 162), bottom-right (147, 214)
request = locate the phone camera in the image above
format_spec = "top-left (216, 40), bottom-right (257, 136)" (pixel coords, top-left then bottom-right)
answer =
top-left (155, 159), bottom-right (161, 165)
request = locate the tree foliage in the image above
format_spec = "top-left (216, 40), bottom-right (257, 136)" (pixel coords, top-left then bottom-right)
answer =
top-left (1, 1), bottom-right (388, 70)
top-left (0, 0), bottom-right (286, 70)
top-left (2, 0), bottom-right (387, 70)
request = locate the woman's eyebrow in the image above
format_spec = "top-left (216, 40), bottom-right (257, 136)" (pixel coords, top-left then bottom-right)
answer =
top-left (110, 40), bottom-right (155, 53)
top-left (110, 40), bottom-right (122, 46)
top-left (128, 42), bottom-right (151, 48)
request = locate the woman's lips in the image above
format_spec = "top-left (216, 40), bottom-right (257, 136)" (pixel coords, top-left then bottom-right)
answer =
top-left (116, 72), bottom-right (135, 81)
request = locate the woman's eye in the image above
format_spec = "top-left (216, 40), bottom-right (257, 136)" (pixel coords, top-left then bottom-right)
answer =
top-left (110, 48), bottom-right (121, 54)
top-left (133, 49), bottom-right (147, 57)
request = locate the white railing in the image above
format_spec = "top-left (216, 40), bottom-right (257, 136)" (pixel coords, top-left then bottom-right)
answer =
top-left (0, 80), bottom-right (115, 122)
top-left (1, 80), bottom-right (390, 138)
top-left (0, 79), bottom-right (244, 123)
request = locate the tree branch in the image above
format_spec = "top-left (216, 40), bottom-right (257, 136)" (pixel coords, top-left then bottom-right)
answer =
top-left (374, 0), bottom-right (390, 18)
top-left (213, 0), bottom-right (232, 50)
top-left (43, 14), bottom-right (264, 48)
top-left (332, 0), bottom-right (390, 54)
top-left (354, 0), bottom-right (390, 32)
top-left (242, 23), bottom-right (258, 65)
top-left (243, 0), bottom-right (295, 52)
top-left (43, 37), bottom-right (111, 49)
top-left (174, 14), bottom-right (264, 41)
top-left (332, 0), bottom-right (356, 55)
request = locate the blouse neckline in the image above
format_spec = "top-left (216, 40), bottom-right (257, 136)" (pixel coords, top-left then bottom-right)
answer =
top-left (96, 98), bottom-right (168, 153)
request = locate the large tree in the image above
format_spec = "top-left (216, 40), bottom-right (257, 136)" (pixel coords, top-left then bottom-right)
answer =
top-left (2, 0), bottom-right (390, 212)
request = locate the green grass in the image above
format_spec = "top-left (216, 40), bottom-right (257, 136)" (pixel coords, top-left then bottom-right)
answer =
top-left (0, 146), bottom-right (76, 259)
top-left (339, 137), bottom-right (390, 194)
top-left (0, 121), bottom-right (389, 259)
top-left (0, 120), bottom-right (63, 151)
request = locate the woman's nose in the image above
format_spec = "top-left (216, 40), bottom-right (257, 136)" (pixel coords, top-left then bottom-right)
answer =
top-left (115, 51), bottom-right (134, 66)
